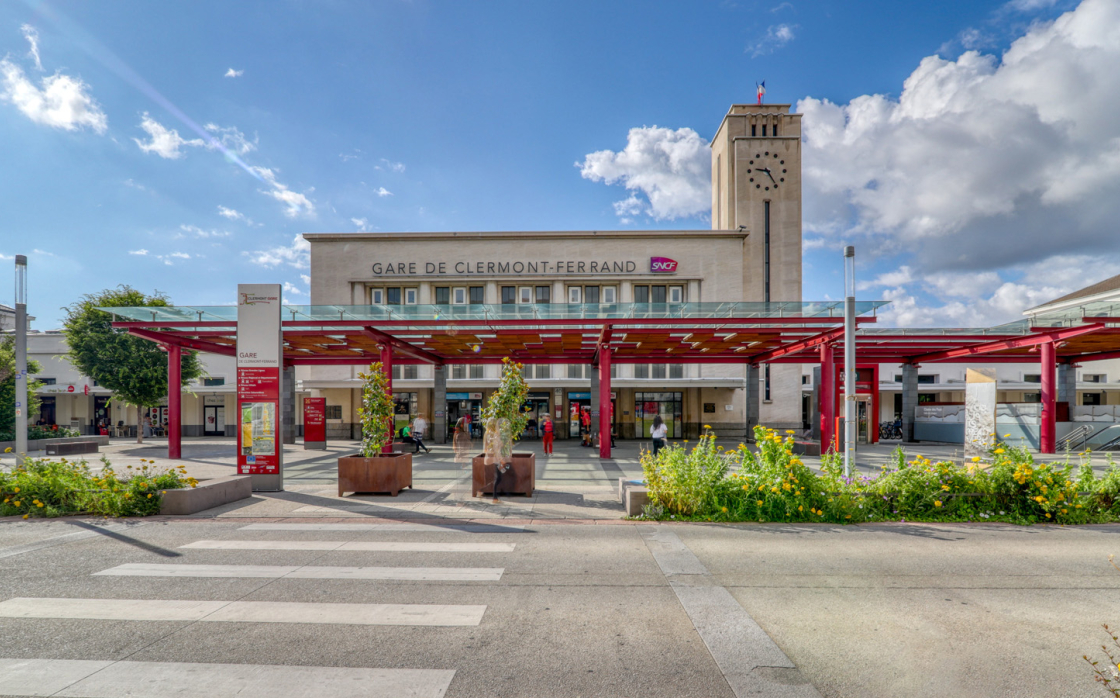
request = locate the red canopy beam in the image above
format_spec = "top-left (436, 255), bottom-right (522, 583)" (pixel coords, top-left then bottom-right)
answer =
top-left (904, 324), bottom-right (1105, 364)
top-left (128, 328), bottom-right (237, 357)
top-left (747, 327), bottom-right (846, 364)
top-left (361, 327), bottom-right (443, 365)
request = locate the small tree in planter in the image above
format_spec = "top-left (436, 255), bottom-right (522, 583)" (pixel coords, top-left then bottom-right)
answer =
top-left (338, 361), bottom-right (412, 496)
top-left (473, 358), bottom-right (534, 499)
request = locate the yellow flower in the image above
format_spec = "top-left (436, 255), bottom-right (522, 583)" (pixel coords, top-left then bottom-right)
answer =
top-left (703, 425), bottom-right (711, 429)
top-left (12, 487), bottom-right (18, 493)
top-left (798, 505), bottom-right (803, 512)
top-left (3, 447), bottom-right (10, 453)
top-left (934, 500), bottom-right (942, 507)
top-left (13, 501), bottom-right (20, 507)
top-left (721, 507), bottom-right (728, 513)
top-left (36, 502), bottom-right (43, 508)
top-left (147, 494), bottom-right (152, 499)
top-left (971, 457), bottom-right (981, 463)
top-left (1004, 434), bottom-right (1011, 438)
top-left (993, 448), bottom-right (1005, 454)
top-left (941, 485), bottom-right (950, 491)
top-left (742, 485), bottom-right (749, 491)
top-left (1045, 513), bottom-right (1051, 518)
top-left (757, 500), bottom-right (763, 506)
top-left (22, 514), bottom-right (28, 519)
top-left (785, 430), bottom-right (795, 434)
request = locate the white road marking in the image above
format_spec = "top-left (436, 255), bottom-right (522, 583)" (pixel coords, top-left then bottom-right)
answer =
top-left (0, 598), bottom-right (486, 626)
top-left (238, 522), bottom-right (524, 533)
top-left (0, 658), bottom-right (455, 698)
top-left (180, 539), bottom-right (515, 552)
top-left (93, 562), bottom-right (504, 581)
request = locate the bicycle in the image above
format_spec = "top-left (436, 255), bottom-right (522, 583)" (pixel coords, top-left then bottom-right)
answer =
top-left (879, 421), bottom-right (903, 440)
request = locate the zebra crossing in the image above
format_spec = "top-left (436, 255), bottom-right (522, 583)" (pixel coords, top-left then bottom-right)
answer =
top-left (0, 520), bottom-right (520, 697)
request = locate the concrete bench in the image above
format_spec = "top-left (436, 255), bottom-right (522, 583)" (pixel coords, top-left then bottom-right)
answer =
top-left (45, 441), bottom-right (99, 456)
top-left (618, 477), bottom-right (646, 503)
top-left (160, 475), bottom-right (252, 515)
top-left (625, 487), bottom-right (650, 517)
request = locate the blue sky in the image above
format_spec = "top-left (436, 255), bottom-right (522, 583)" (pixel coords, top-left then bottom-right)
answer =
top-left (1, 0), bottom-right (1114, 329)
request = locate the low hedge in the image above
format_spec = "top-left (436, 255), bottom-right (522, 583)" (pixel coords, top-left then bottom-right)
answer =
top-left (640, 426), bottom-right (1120, 525)
top-left (0, 455), bottom-right (196, 518)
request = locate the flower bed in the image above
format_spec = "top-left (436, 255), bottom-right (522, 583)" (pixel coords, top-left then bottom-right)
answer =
top-left (0, 456), bottom-right (196, 518)
top-left (639, 426), bottom-right (1120, 525)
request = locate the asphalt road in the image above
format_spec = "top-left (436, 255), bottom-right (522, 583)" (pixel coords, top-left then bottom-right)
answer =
top-left (1, 516), bottom-right (1118, 697)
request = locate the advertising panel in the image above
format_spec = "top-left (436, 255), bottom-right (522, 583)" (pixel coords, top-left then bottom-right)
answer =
top-left (303, 397), bottom-right (326, 449)
top-left (236, 284), bottom-right (284, 489)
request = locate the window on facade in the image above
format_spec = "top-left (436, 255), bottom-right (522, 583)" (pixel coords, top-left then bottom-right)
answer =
top-left (391, 365), bottom-right (400, 380)
top-left (773, 123), bottom-right (779, 136)
top-left (371, 288), bottom-right (384, 304)
top-left (668, 285), bottom-right (683, 303)
top-left (404, 288), bottom-right (418, 305)
top-left (651, 285), bottom-right (667, 304)
top-left (39, 377), bottom-right (56, 385)
top-left (634, 364), bottom-right (649, 379)
top-left (325, 405), bottom-right (343, 420)
top-left (451, 365), bottom-right (466, 379)
top-left (669, 364), bottom-right (684, 379)
top-left (469, 286), bottom-right (484, 304)
top-left (751, 124), bottom-right (757, 137)
top-left (386, 287), bottom-right (401, 305)
top-left (567, 364), bottom-right (584, 379)
top-left (534, 364), bottom-right (551, 379)
top-left (501, 286), bottom-right (516, 305)
top-left (917, 375), bottom-right (937, 384)
top-left (602, 286), bottom-right (617, 304)
top-left (893, 374), bottom-right (903, 383)
top-left (470, 365), bottom-right (484, 379)
top-left (918, 393), bottom-right (938, 403)
top-left (568, 286), bottom-right (582, 304)
top-left (1023, 374), bottom-right (1041, 383)
top-left (634, 285), bottom-right (649, 303)
top-left (1083, 392), bottom-right (1104, 405)
top-left (202, 377), bottom-right (225, 387)
top-left (435, 287), bottom-right (450, 304)
top-left (402, 365), bottom-right (418, 379)
top-left (652, 364), bottom-right (667, 379)
top-left (584, 286), bottom-right (600, 303)
top-left (453, 287), bottom-right (467, 305)
top-left (762, 124), bottom-right (767, 136)
top-left (1084, 373), bottom-right (1107, 383)
top-left (536, 286), bottom-right (550, 303)
top-left (519, 287), bottom-right (532, 304)
top-left (1023, 392), bottom-right (1041, 403)
top-left (802, 375), bottom-right (811, 385)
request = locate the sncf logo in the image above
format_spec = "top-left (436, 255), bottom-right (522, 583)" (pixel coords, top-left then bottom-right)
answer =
top-left (650, 257), bottom-right (678, 273)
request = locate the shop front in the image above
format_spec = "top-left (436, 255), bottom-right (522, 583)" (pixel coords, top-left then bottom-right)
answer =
top-left (203, 395), bottom-right (227, 436)
top-left (567, 391), bottom-right (591, 438)
top-left (393, 392), bottom-right (418, 434)
top-left (520, 392), bottom-right (551, 438)
top-left (446, 392), bottom-right (484, 439)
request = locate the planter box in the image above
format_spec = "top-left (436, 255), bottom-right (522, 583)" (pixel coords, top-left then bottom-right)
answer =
top-left (338, 453), bottom-right (413, 496)
top-left (625, 486), bottom-right (650, 517)
top-left (472, 452), bottom-right (535, 497)
top-left (46, 441), bottom-right (99, 456)
top-left (0, 435), bottom-right (110, 454)
top-left (160, 475), bottom-right (252, 515)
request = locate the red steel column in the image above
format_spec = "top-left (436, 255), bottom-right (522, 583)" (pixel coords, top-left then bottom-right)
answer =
top-left (380, 344), bottom-right (393, 454)
top-left (820, 342), bottom-right (834, 452)
top-left (167, 344), bottom-right (182, 460)
top-left (599, 346), bottom-right (612, 459)
top-left (1040, 340), bottom-right (1056, 454)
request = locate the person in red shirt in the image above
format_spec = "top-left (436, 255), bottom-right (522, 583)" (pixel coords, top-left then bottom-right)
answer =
top-left (541, 415), bottom-right (554, 455)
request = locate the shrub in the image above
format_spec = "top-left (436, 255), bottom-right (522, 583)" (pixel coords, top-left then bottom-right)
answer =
top-left (356, 361), bottom-right (394, 457)
top-left (0, 455), bottom-right (194, 518)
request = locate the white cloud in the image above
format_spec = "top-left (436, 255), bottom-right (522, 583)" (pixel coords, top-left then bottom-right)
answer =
top-left (300, 273), bottom-right (311, 286)
top-left (340, 150), bottom-right (361, 162)
top-left (376, 158), bottom-right (405, 173)
top-left (351, 217), bottom-right (369, 229)
top-left (798, 0), bottom-right (1120, 274)
top-left (180, 224), bottom-right (230, 238)
top-left (169, 252), bottom-right (190, 259)
top-left (217, 206), bottom-right (251, 224)
top-left (204, 123), bottom-right (256, 155)
top-left (375, 187), bottom-right (392, 197)
top-left (128, 249), bottom-right (148, 256)
top-left (579, 126), bottom-right (710, 221)
top-left (21, 24), bottom-right (41, 71)
top-left (0, 59), bottom-right (107, 133)
top-left (748, 23), bottom-right (797, 57)
top-left (245, 234), bottom-right (310, 269)
top-left (1005, 0), bottom-right (1058, 11)
top-left (224, 68), bottom-right (244, 78)
top-left (133, 112), bottom-right (204, 159)
top-left (857, 265), bottom-right (914, 291)
top-left (282, 281), bottom-right (303, 295)
top-left (251, 166), bottom-right (315, 218)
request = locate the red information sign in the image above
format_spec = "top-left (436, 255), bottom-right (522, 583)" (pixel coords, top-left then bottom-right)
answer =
top-left (237, 366), bottom-right (281, 474)
top-left (304, 397), bottom-right (326, 444)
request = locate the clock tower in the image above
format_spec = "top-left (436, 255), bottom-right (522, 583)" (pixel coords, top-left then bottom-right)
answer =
top-left (710, 103), bottom-right (802, 304)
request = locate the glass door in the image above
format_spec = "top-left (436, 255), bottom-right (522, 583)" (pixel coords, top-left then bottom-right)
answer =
top-left (635, 392), bottom-right (683, 440)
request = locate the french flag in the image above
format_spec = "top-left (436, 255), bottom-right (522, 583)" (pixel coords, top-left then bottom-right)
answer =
top-left (756, 80), bottom-right (766, 105)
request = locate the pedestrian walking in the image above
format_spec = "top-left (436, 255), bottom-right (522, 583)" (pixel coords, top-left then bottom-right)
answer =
top-left (453, 417), bottom-right (472, 467)
top-left (541, 415), bottom-right (554, 455)
top-left (410, 416), bottom-right (431, 454)
top-left (650, 415), bottom-right (667, 457)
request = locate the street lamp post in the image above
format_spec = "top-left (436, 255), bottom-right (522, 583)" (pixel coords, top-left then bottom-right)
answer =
top-left (843, 246), bottom-right (856, 478)
top-left (14, 255), bottom-right (28, 466)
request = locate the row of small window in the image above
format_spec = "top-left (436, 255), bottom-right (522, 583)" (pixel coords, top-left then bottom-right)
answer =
top-left (751, 123), bottom-right (779, 137)
top-left (371, 284), bottom-right (685, 305)
top-left (893, 373), bottom-right (1109, 384)
top-left (398, 364), bottom-right (685, 380)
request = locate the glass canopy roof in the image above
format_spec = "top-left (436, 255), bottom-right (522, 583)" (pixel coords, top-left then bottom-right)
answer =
top-left (100, 301), bottom-right (890, 324)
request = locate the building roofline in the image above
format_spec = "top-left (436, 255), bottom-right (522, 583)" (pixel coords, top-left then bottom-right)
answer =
top-left (303, 230), bottom-right (749, 242)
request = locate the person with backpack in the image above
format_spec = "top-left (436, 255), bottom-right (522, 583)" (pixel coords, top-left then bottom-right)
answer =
top-left (399, 424), bottom-right (414, 450)
top-left (541, 415), bottom-right (554, 455)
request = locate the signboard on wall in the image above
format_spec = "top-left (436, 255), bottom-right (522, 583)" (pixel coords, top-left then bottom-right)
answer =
top-left (304, 397), bottom-right (326, 450)
top-left (236, 283), bottom-right (284, 490)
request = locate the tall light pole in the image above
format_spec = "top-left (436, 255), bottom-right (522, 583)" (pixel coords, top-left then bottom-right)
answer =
top-left (843, 246), bottom-right (856, 478)
top-left (14, 255), bottom-right (28, 466)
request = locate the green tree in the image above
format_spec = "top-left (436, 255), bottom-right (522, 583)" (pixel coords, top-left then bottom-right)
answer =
top-left (62, 286), bottom-right (202, 443)
top-left (0, 335), bottom-right (42, 439)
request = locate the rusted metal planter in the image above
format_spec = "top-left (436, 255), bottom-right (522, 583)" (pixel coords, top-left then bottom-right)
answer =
top-left (472, 452), bottom-right (535, 497)
top-left (338, 452), bottom-right (413, 496)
